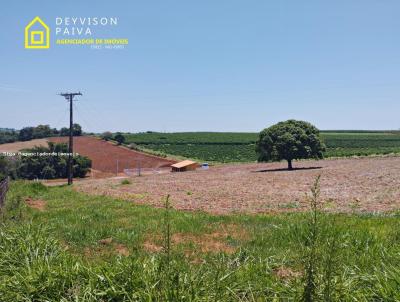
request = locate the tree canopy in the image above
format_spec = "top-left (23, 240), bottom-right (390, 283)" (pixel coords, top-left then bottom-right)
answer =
top-left (114, 133), bottom-right (125, 145)
top-left (256, 120), bottom-right (325, 170)
top-left (101, 131), bottom-right (113, 141)
top-left (9, 142), bottom-right (92, 180)
top-left (3, 124), bottom-right (84, 143)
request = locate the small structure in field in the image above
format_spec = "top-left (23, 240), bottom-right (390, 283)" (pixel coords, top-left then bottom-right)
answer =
top-left (201, 163), bottom-right (209, 170)
top-left (171, 160), bottom-right (199, 172)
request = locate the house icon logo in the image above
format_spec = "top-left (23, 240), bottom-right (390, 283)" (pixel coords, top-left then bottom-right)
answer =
top-left (25, 17), bottom-right (50, 49)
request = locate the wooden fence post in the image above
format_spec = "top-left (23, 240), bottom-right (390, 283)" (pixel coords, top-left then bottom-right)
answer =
top-left (0, 177), bottom-right (10, 215)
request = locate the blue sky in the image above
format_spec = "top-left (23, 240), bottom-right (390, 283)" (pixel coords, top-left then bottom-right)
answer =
top-left (1, 1), bottom-right (400, 132)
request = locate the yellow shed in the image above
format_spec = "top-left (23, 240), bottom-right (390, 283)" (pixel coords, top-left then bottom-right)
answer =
top-left (171, 160), bottom-right (199, 172)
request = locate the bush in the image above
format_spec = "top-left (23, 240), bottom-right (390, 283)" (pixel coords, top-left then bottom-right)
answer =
top-left (0, 156), bottom-right (17, 181)
top-left (0, 156), bottom-right (9, 181)
top-left (73, 156), bottom-right (92, 178)
top-left (72, 124), bottom-right (82, 136)
top-left (128, 143), bottom-right (139, 150)
top-left (41, 165), bottom-right (56, 179)
top-left (114, 133), bottom-right (125, 145)
top-left (16, 143), bottom-right (91, 180)
top-left (18, 127), bottom-right (35, 141)
top-left (101, 131), bottom-right (113, 141)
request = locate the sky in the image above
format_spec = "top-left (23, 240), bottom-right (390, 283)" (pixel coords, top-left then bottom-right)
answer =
top-left (1, 1), bottom-right (400, 132)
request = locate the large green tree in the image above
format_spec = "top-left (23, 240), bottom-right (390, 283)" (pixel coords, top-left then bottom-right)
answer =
top-left (256, 120), bottom-right (325, 170)
top-left (33, 125), bottom-right (54, 138)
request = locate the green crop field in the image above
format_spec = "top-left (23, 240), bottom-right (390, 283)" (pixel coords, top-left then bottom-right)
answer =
top-left (1, 181), bottom-right (400, 300)
top-left (122, 131), bottom-right (400, 163)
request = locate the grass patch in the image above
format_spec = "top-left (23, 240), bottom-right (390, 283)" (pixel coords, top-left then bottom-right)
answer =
top-left (120, 179), bottom-right (132, 185)
top-left (0, 181), bottom-right (400, 300)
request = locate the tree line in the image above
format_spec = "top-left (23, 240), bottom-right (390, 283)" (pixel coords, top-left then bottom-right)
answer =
top-left (0, 124), bottom-right (83, 144)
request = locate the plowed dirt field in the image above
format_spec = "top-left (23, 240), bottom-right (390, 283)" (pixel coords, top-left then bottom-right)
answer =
top-left (48, 136), bottom-right (176, 174)
top-left (76, 156), bottom-right (400, 214)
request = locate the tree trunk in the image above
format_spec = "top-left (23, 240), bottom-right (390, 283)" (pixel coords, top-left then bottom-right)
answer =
top-left (288, 159), bottom-right (293, 170)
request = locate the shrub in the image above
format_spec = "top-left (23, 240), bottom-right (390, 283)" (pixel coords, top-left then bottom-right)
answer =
top-left (114, 132), bottom-right (125, 145)
top-left (120, 179), bottom-right (131, 185)
top-left (128, 143), bottom-right (139, 150)
top-left (0, 156), bottom-right (17, 180)
top-left (16, 143), bottom-right (91, 180)
top-left (18, 127), bottom-right (35, 141)
top-left (73, 156), bottom-right (92, 178)
top-left (101, 131), bottom-right (113, 141)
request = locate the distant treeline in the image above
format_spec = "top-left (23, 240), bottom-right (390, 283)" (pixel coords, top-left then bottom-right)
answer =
top-left (0, 124), bottom-right (83, 144)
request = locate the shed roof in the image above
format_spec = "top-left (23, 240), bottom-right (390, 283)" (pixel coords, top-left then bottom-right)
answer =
top-left (171, 160), bottom-right (197, 168)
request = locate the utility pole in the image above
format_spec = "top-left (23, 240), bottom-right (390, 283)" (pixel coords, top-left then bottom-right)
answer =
top-left (59, 92), bottom-right (82, 185)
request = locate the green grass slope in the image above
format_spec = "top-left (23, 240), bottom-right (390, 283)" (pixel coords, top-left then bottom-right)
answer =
top-left (0, 181), bottom-right (400, 300)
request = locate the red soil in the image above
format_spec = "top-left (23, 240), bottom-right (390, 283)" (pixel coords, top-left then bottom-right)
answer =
top-left (76, 156), bottom-right (400, 214)
top-left (49, 136), bottom-right (176, 174)
top-left (25, 198), bottom-right (47, 211)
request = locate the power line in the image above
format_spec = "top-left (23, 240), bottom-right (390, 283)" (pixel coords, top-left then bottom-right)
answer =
top-left (58, 92), bottom-right (82, 185)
